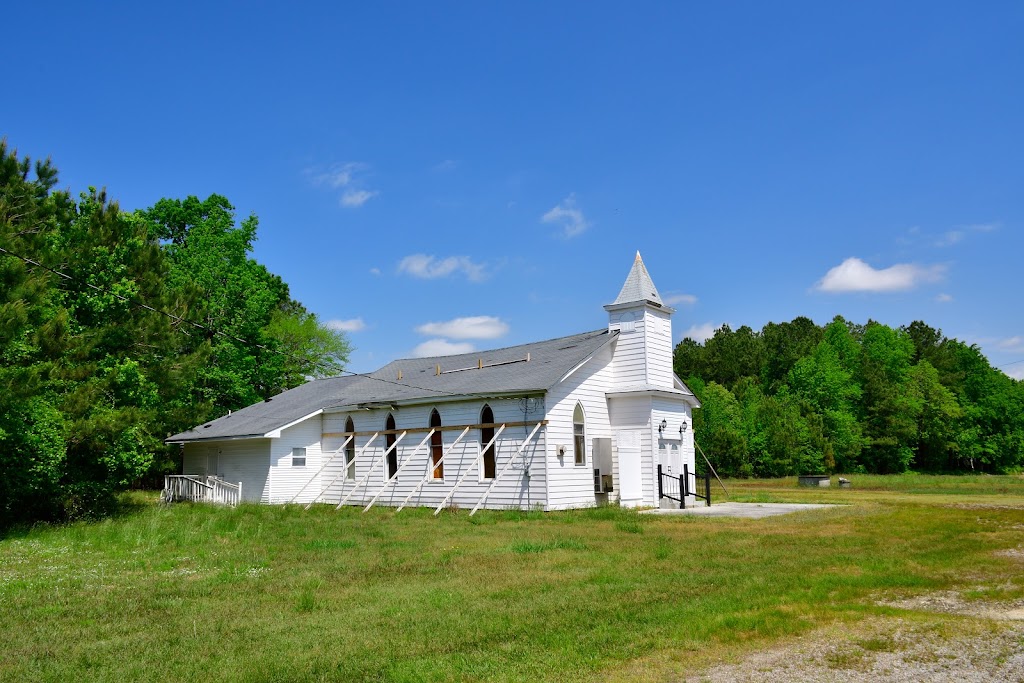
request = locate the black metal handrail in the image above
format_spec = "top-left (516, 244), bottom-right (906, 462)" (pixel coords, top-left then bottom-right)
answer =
top-left (658, 464), bottom-right (711, 509)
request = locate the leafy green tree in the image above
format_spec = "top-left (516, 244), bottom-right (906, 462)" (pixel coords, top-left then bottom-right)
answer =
top-left (761, 316), bottom-right (823, 390)
top-left (691, 379), bottom-right (749, 477)
top-left (140, 195), bottom-right (351, 420)
top-left (857, 323), bottom-right (919, 473)
top-left (0, 141), bottom-right (73, 524)
top-left (787, 321), bottom-right (865, 472)
top-left (907, 360), bottom-right (963, 471)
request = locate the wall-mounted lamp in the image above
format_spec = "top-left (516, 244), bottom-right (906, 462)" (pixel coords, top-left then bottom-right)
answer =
top-left (679, 418), bottom-right (688, 435)
top-left (658, 418), bottom-right (668, 435)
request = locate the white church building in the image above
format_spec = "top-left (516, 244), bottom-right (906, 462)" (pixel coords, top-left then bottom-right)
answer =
top-left (166, 253), bottom-right (702, 512)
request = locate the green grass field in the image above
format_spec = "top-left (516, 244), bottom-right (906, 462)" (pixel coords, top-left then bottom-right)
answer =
top-left (2, 475), bottom-right (1022, 682)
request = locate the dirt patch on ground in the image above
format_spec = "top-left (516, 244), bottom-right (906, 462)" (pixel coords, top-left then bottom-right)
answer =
top-left (689, 587), bottom-right (1024, 683)
top-left (691, 618), bottom-right (1023, 683)
top-left (879, 589), bottom-right (1024, 621)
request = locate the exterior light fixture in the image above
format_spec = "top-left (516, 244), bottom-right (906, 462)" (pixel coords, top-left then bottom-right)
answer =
top-left (658, 419), bottom-right (668, 434)
top-left (679, 418), bottom-right (688, 435)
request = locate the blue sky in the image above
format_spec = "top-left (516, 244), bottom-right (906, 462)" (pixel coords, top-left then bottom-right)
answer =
top-left (6, 2), bottom-right (1023, 377)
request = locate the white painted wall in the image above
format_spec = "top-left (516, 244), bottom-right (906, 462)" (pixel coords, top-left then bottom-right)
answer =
top-left (181, 440), bottom-right (270, 503)
top-left (319, 397), bottom-right (545, 511)
top-left (267, 415), bottom-right (324, 504)
top-left (607, 395), bottom-right (655, 506)
top-left (544, 343), bottom-right (616, 510)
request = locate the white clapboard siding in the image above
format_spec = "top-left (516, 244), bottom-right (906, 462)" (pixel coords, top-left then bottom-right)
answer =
top-left (319, 398), bottom-right (546, 511)
top-left (267, 414), bottom-right (324, 504)
top-left (607, 394), bottom-right (657, 507)
top-left (644, 308), bottom-right (674, 388)
top-left (544, 343), bottom-right (616, 510)
top-left (182, 440), bottom-right (270, 503)
top-left (608, 312), bottom-right (647, 387)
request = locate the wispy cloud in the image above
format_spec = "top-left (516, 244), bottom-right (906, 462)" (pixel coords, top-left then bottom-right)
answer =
top-left (541, 193), bottom-right (590, 238)
top-left (432, 159), bottom-right (458, 172)
top-left (412, 339), bottom-right (475, 358)
top-left (341, 189), bottom-right (378, 207)
top-left (398, 254), bottom-right (486, 282)
top-left (1004, 365), bottom-right (1024, 381)
top-left (325, 318), bottom-right (366, 333)
top-left (997, 336), bottom-right (1024, 353)
top-left (680, 322), bottom-right (719, 344)
top-left (935, 293), bottom-right (954, 303)
top-left (935, 230), bottom-right (965, 247)
top-left (369, 267), bottom-right (381, 276)
top-left (415, 316), bottom-right (509, 340)
top-left (306, 162), bottom-right (378, 208)
top-left (663, 292), bottom-right (698, 306)
top-left (815, 257), bottom-right (946, 293)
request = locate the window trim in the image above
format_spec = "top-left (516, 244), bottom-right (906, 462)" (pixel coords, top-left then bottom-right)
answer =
top-left (384, 413), bottom-right (398, 481)
top-left (573, 402), bottom-right (586, 466)
top-left (292, 447), bottom-right (307, 467)
top-left (479, 404), bottom-right (496, 481)
top-left (344, 416), bottom-right (356, 480)
top-left (429, 408), bottom-right (444, 481)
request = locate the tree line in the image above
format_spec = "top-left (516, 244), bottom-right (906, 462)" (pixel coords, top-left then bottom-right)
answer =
top-left (0, 141), bottom-right (350, 525)
top-left (675, 317), bottom-right (1024, 477)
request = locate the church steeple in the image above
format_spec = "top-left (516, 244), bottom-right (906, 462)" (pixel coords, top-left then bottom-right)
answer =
top-left (609, 251), bottom-right (665, 308)
top-left (604, 252), bottom-right (675, 389)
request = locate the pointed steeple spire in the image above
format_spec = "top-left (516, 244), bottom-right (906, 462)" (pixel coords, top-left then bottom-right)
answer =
top-left (610, 251), bottom-right (664, 307)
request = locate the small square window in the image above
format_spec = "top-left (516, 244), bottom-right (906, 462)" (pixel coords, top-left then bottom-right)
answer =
top-left (292, 447), bottom-right (306, 467)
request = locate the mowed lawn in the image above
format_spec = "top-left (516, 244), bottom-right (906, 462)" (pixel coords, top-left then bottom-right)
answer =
top-left (2, 475), bottom-right (1023, 682)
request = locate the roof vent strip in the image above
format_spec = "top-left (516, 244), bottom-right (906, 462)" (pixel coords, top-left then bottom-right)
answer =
top-left (436, 353), bottom-right (531, 375)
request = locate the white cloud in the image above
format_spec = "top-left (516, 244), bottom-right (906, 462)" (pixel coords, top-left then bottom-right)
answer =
top-left (306, 162), bottom-right (377, 208)
top-left (935, 293), bottom-right (954, 303)
top-left (663, 292), bottom-right (698, 306)
top-left (433, 159), bottom-right (458, 172)
top-left (541, 193), bottom-right (590, 238)
top-left (397, 254), bottom-right (486, 282)
top-left (325, 318), bottom-right (366, 333)
top-left (969, 222), bottom-right (999, 233)
top-left (935, 230), bottom-right (964, 247)
top-left (415, 316), bottom-right (509, 340)
top-left (369, 267), bottom-right (381, 276)
top-left (1004, 365), bottom-right (1024, 381)
top-left (815, 257), bottom-right (946, 293)
top-left (997, 336), bottom-right (1024, 353)
top-left (412, 339), bottom-right (475, 358)
top-left (340, 189), bottom-right (378, 207)
top-left (680, 322), bottom-right (719, 344)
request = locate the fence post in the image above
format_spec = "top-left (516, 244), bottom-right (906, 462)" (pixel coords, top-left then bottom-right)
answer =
top-left (657, 464), bottom-right (663, 500)
top-left (705, 472), bottom-right (711, 507)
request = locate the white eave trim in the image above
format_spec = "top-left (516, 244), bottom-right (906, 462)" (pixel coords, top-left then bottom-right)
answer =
top-left (165, 433), bottom-right (269, 444)
top-left (606, 388), bottom-right (701, 407)
top-left (263, 409), bottom-right (323, 438)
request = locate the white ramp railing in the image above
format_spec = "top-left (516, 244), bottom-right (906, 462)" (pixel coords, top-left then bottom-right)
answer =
top-left (163, 475), bottom-right (242, 507)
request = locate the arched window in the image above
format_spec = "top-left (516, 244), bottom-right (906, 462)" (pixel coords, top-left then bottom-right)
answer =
top-left (430, 409), bottom-right (443, 479)
top-left (344, 416), bottom-right (356, 480)
top-left (573, 403), bottom-right (586, 466)
top-left (385, 413), bottom-right (398, 480)
top-left (480, 404), bottom-right (496, 479)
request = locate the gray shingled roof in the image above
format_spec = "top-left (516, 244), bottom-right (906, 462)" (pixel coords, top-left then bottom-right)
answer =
top-left (167, 328), bottom-right (617, 443)
top-left (610, 251), bottom-right (664, 307)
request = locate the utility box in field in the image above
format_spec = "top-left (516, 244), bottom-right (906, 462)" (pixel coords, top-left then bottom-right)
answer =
top-left (593, 437), bottom-right (613, 493)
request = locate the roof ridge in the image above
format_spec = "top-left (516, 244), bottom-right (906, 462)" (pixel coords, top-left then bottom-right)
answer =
top-left (382, 328), bottom-right (609, 366)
